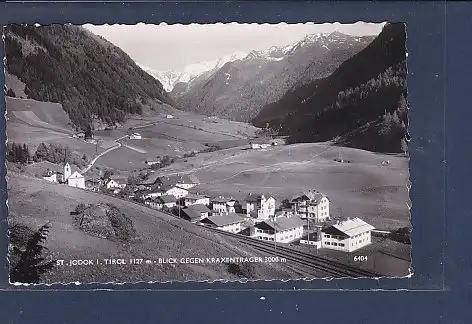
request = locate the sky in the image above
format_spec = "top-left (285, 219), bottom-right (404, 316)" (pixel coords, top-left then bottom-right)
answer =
top-left (83, 22), bottom-right (386, 72)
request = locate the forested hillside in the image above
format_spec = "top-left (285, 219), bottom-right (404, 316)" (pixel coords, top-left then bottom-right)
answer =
top-left (253, 23), bottom-right (408, 153)
top-left (4, 24), bottom-right (174, 131)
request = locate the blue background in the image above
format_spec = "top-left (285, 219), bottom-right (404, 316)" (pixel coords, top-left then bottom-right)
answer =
top-left (0, 1), bottom-right (470, 322)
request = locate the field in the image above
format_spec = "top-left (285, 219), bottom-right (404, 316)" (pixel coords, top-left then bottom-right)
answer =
top-left (6, 97), bottom-right (107, 158)
top-left (7, 173), bottom-right (310, 283)
top-left (157, 143), bottom-right (410, 230)
top-left (6, 96), bottom-right (260, 173)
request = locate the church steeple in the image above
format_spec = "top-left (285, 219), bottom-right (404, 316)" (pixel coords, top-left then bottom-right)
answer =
top-left (64, 162), bottom-right (71, 180)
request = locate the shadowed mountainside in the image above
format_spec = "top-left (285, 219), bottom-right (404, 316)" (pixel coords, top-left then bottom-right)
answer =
top-left (253, 23), bottom-right (408, 153)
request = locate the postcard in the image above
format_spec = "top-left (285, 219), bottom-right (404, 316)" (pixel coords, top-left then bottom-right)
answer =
top-left (4, 22), bottom-right (411, 284)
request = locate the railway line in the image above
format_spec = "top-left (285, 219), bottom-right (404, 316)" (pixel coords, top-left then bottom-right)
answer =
top-left (204, 226), bottom-right (381, 278)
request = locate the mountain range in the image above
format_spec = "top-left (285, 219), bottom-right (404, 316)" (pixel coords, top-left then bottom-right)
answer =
top-left (163, 31), bottom-right (375, 122)
top-left (137, 51), bottom-right (248, 92)
top-left (252, 23), bottom-right (408, 153)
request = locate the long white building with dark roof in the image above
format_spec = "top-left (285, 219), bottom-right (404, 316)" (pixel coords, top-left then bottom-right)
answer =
top-left (250, 215), bottom-right (305, 243)
top-left (321, 218), bottom-right (375, 252)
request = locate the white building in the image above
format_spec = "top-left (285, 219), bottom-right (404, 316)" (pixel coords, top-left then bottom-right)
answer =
top-left (184, 193), bottom-right (210, 207)
top-left (245, 194), bottom-right (276, 221)
top-left (211, 197), bottom-right (242, 215)
top-left (321, 218), bottom-right (375, 252)
top-left (249, 137), bottom-right (274, 149)
top-left (106, 179), bottom-right (126, 190)
top-left (156, 195), bottom-right (177, 209)
top-left (290, 190), bottom-right (330, 222)
top-left (251, 216), bottom-right (305, 243)
top-left (67, 171), bottom-right (85, 189)
top-left (145, 159), bottom-right (160, 166)
top-left (200, 214), bottom-right (246, 233)
top-left (164, 185), bottom-right (189, 199)
top-left (42, 169), bottom-right (62, 183)
top-left (129, 132), bottom-right (142, 139)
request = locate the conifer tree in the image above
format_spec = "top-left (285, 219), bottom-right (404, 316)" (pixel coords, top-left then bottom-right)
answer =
top-left (10, 223), bottom-right (55, 283)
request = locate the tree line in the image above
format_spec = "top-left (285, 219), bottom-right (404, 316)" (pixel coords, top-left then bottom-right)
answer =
top-left (8, 141), bottom-right (88, 168)
top-left (7, 142), bottom-right (31, 164)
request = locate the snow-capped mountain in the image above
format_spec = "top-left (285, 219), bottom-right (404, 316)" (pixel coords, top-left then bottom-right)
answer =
top-left (138, 51), bottom-right (247, 92)
top-left (170, 31), bottom-right (377, 122)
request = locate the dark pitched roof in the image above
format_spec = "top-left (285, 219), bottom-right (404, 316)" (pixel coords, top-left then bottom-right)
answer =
top-left (201, 214), bottom-right (246, 227)
top-left (157, 195), bottom-right (177, 203)
top-left (186, 204), bottom-right (211, 214)
top-left (138, 174), bottom-right (161, 186)
top-left (160, 174), bottom-right (199, 186)
top-left (182, 208), bottom-right (202, 220)
top-left (323, 218), bottom-right (375, 237)
top-left (185, 193), bottom-right (208, 200)
top-left (255, 216), bottom-right (305, 232)
top-left (291, 190), bottom-right (326, 205)
top-left (211, 196), bottom-right (235, 204)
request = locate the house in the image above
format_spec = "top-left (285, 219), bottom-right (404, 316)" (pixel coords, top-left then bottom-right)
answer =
top-left (290, 190), bottom-right (330, 222)
top-left (200, 214), bottom-right (246, 233)
top-left (145, 159), bottom-right (161, 166)
top-left (144, 197), bottom-right (159, 209)
top-left (181, 204), bottom-right (211, 223)
top-left (184, 193), bottom-right (210, 207)
top-left (156, 195), bottom-right (178, 209)
top-left (321, 218), bottom-right (375, 252)
top-left (163, 184), bottom-right (189, 199)
top-left (160, 174), bottom-right (199, 190)
top-left (210, 197), bottom-right (242, 215)
top-left (250, 216), bottom-right (305, 243)
top-left (137, 174), bottom-right (163, 190)
top-left (67, 171), bottom-right (85, 189)
top-left (106, 179), bottom-right (126, 190)
top-left (249, 137), bottom-right (274, 149)
top-left (42, 169), bottom-right (62, 183)
top-left (129, 132), bottom-right (142, 139)
top-left (245, 193), bottom-right (276, 221)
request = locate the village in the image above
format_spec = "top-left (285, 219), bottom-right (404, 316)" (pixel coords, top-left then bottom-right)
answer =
top-left (41, 143), bottom-right (377, 254)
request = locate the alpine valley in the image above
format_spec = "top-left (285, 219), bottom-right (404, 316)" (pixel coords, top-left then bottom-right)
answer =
top-left (168, 31), bottom-right (376, 123)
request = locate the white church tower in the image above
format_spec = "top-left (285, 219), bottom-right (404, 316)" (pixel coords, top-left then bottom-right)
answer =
top-left (64, 162), bottom-right (71, 181)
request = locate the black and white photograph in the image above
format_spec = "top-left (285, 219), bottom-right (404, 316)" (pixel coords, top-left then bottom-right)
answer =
top-left (4, 21), bottom-right (411, 284)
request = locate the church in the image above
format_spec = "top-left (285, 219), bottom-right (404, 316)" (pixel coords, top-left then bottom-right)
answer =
top-left (63, 162), bottom-right (85, 189)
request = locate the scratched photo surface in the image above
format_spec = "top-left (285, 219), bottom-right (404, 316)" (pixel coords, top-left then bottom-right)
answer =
top-left (4, 22), bottom-right (411, 284)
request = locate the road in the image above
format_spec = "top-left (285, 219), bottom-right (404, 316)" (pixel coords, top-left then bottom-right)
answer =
top-left (81, 142), bottom-right (122, 174)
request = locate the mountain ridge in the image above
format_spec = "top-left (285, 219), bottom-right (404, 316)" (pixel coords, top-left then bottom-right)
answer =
top-left (4, 24), bottom-right (174, 131)
top-left (169, 31), bottom-right (375, 122)
top-left (252, 23), bottom-right (408, 153)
